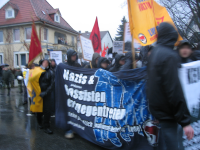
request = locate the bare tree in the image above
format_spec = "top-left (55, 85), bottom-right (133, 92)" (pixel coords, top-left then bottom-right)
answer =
top-left (158, 0), bottom-right (200, 46)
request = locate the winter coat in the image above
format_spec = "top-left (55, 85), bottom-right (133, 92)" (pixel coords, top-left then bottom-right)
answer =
top-left (85, 53), bottom-right (100, 69)
top-left (65, 49), bottom-right (81, 67)
top-left (109, 54), bottom-right (125, 72)
top-left (2, 69), bottom-right (13, 84)
top-left (97, 57), bottom-right (109, 70)
top-left (191, 50), bottom-right (200, 61)
top-left (147, 22), bottom-right (190, 127)
top-left (39, 68), bottom-right (55, 98)
top-left (120, 52), bottom-right (133, 70)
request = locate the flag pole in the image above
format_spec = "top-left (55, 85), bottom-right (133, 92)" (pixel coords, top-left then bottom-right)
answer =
top-left (132, 37), bottom-right (136, 69)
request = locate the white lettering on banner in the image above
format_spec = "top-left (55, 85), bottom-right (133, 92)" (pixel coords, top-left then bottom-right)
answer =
top-left (67, 99), bottom-right (126, 120)
top-left (68, 121), bottom-right (85, 130)
top-left (63, 69), bottom-right (94, 85)
top-left (68, 112), bottom-right (93, 127)
top-left (64, 85), bottom-right (105, 103)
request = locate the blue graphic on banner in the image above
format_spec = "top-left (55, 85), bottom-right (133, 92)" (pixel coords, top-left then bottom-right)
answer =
top-left (55, 63), bottom-right (157, 150)
top-left (93, 69), bottom-right (153, 147)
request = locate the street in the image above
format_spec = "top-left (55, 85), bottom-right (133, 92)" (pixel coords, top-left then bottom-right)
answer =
top-left (0, 88), bottom-right (107, 150)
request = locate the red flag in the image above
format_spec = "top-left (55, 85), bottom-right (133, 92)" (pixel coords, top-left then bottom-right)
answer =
top-left (90, 17), bottom-right (102, 53)
top-left (101, 44), bottom-right (108, 57)
top-left (28, 21), bottom-right (42, 66)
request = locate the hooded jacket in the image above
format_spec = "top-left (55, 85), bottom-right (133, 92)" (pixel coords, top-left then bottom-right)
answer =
top-left (65, 49), bottom-right (81, 67)
top-left (39, 59), bottom-right (55, 98)
top-left (191, 50), bottom-right (200, 61)
top-left (50, 59), bottom-right (57, 73)
top-left (97, 57), bottom-right (109, 70)
top-left (120, 52), bottom-right (134, 70)
top-left (177, 40), bottom-right (193, 64)
top-left (109, 54), bottom-right (125, 72)
top-left (147, 22), bottom-right (190, 127)
top-left (85, 53), bottom-right (100, 69)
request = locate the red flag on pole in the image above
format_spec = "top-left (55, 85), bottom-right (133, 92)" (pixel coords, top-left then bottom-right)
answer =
top-left (90, 17), bottom-right (102, 54)
top-left (28, 21), bottom-right (42, 66)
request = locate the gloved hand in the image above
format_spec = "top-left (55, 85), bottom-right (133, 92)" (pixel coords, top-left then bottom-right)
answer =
top-left (40, 92), bottom-right (46, 98)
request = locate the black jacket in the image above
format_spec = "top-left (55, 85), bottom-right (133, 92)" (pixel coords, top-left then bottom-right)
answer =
top-left (39, 68), bottom-right (54, 98)
top-left (109, 54), bottom-right (125, 72)
top-left (147, 22), bottom-right (190, 127)
top-left (97, 57), bottom-right (109, 70)
top-left (191, 50), bottom-right (200, 61)
top-left (65, 49), bottom-right (81, 67)
top-left (85, 53), bottom-right (100, 69)
top-left (120, 52), bottom-right (133, 70)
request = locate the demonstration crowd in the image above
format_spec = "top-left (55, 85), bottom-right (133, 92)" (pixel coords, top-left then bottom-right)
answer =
top-left (0, 22), bottom-right (200, 149)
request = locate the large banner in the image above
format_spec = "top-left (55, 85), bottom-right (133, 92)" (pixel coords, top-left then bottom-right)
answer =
top-left (179, 61), bottom-right (200, 150)
top-left (55, 64), bottom-right (160, 150)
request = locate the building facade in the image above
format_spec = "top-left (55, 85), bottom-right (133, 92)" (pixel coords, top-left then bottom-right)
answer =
top-left (0, 0), bottom-right (78, 68)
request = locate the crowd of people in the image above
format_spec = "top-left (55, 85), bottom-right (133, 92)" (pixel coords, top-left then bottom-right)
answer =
top-left (0, 22), bottom-right (200, 149)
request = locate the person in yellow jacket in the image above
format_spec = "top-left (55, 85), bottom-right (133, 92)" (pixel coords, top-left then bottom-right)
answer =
top-left (28, 59), bottom-right (54, 134)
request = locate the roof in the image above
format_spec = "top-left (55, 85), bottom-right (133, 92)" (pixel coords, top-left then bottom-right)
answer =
top-left (81, 31), bottom-right (109, 40)
top-left (0, 0), bottom-right (78, 34)
top-left (4, 2), bottom-right (19, 10)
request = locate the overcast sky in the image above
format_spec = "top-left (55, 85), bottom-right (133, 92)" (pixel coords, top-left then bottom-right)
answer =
top-left (0, 0), bottom-right (129, 39)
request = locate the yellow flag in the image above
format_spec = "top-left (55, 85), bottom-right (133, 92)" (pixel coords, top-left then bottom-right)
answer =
top-left (27, 67), bottom-right (45, 113)
top-left (127, 0), bottom-right (182, 46)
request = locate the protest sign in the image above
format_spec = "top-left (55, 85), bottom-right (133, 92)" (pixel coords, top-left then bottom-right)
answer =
top-left (113, 41), bottom-right (124, 54)
top-left (80, 35), bottom-right (94, 61)
top-left (179, 61), bottom-right (200, 150)
top-left (50, 51), bottom-right (62, 64)
top-left (55, 64), bottom-right (160, 149)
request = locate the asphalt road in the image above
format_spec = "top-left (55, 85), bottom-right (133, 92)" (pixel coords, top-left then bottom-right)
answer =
top-left (0, 87), bottom-right (107, 150)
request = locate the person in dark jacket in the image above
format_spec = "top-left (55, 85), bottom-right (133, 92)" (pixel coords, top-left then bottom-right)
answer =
top-left (178, 40), bottom-right (193, 64)
top-left (50, 59), bottom-right (57, 116)
top-left (37, 59), bottom-right (54, 134)
top-left (109, 54), bottom-right (126, 72)
top-left (97, 57), bottom-right (110, 70)
top-left (147, 22), bottom-right (194, 149)
top-left (64, 49), bottom-right (81, 139)
top-left (2, 67), bottom-right (13, 96)
top-left (84, 53), bottom-right (100, 69)
top-left (65, 49), bottom-right (81, 67)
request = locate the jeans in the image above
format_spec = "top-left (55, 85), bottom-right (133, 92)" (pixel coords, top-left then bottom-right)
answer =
top-left (159, 121), bottom-right (182, 150)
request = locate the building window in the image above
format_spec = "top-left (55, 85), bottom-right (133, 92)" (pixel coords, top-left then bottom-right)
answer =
top-left (0, 31), bottom-right (3, 43)
top-left (54, 14), bottom-right (60, 23)
top-left (15, 54), bottom-right (19, 66)
top-left (44, 28), bottom-right (48, 41)
top-left (14, 53), bottom-right (28, 67)
top-left (5, 9), bottom-right (15, 19)
top-left (25, 27), bottom-right (32, 40)
top-left (72, 36), bottom-right (74, 46)
top-left (0, 53), bottom-right (3, 64)
top-left (13, 29), bottom-right (20, 42)
top-left (44, 53), bottom-right (49, 59)
top-left (21, 54), bottom-right (26, 66)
